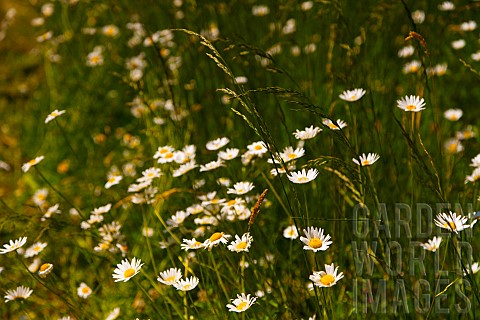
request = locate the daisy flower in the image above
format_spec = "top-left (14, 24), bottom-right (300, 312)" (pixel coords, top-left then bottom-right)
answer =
top-left (200, 159), bottom-right (225, 172)
top-left (403, 60), bottom-right (421, 74)
top-left (227, 181), bottom-right (255, 195)
top-left (154, 145), bottom-right (175, 159)
top-left (166, 210), bottom-right (190, 228)
top-left (22, 155), bottom-right (45, 172)
top-left (465, 262), bottom-right (480, 276)
top-left (470, 154), bottom-right (480, 168)
top-left (451, 39), bottom-right (465, 50)
top-left (460, 21), bottom-right (477, 32)
top-left (112, 257), bottom-right (144, 282)
top-left (173, 276), bottom-right (199, 291)
top-left (438, 1), bottom-right (454, 11)
top-left (0, 236), bottom-right (27, 254)
top-left (434, 212), bottom-right (470, 233)
top-left (102, 25), bottom-right (119, 37)
top-left (45, 109), bottom-right (66, 124)
top-left (445, 138), bottom-right (464, 154)
top-left (339, 88), bottom-right (366, 102)
top-left (309, 263), bottom-right (344, 288)
top-left (38, 263), bottom-right (54, 278)
top-left (456, 126), bottom-right (476, 140)
top-left (86, 46), bottom-right (104, 67)
top-left (398, 45), bottom-right (414, 58)
top-left (352, 153), bottom-right (380, 166)
top-left (397, 95), bottom-right (426, 112)
top-left (157, 267), bottom-right (182, 286)
top-left (293, 125), bottom-right (322, 140)
top-left (444, 109), bottom-right (463, 121)
top-left (465, 167), bottom-right (480, 184)
top-left (287, 168), bottom-right (319, 184)
top-left (420, 237), bottom-right (442, 252)
top-left (227, 233), bottom-right (253, 253)
top-left (137, 167), bottom-right (162, 182)
top-left (181, 238), bottom-right (204, 251)
top-left (173, 161), bottom-right (197, 177)
top-left (283, 225), bottom-right (299, 239)
top-left (24, 242), bottom-right (47, 258)
top-left (247, 141), bottom-right (268, 156)
top-left (322, 118), bottom-right (347, 130)
top-left (202, 232), bottom-right (231, 249)
top-left (280, 146), bottom-right (305, 162)
top-left (105, 175), bottom-right (122, 189)
top-left (206, 137), bottom-right (230, 150)
top-left (300, 227), bottom-right (332, 252)
top-left (218, 148), bottom-right (240, 160)
top-left (77, 282), bottom-right (92, 299)
top-left (41, 203), bottom-right (61, 221)
top-left (4, 286), bottom-right (33, 303)
top-left (105, 307), bottom-right (121, 320)
top-left (226, 293), bottom-right (257, 313)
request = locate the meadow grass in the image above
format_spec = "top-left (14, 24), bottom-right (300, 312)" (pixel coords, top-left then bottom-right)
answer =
top-left (1, 0), bottom-right (480, 319)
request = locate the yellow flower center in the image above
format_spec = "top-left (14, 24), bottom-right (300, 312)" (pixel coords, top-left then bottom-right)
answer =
top-left (90, 55), bottom-right (100, 64)
top-left (448, 143), bottom-right (457, 153)
top-left (288, 153), bottom-right (296, 159)
top-left (108, 177), bottom-right (117, 183)
top-left (40, 263), bottom-right (51, 272)
top-left (33, 245), bottom-right (42, 252)
top-left (350, 95), bottom-right (356, 100)
top-left (209, 232), bottom-right (223, 242)
top-left (405, 105), bottom-right (416, 111)
top-left (211, 199), bottom-right (219, 204)
top-left (81, 287), bottom-right (90, 294)
top-left (361, 160), bottom-right (370, 166)
top-left (320, 274), bottom-right (335, 286)
top-left (182, 284), bottom-right (191, 290)
top-left (236, 301), bottom-right (248, 310)
top-left (443, 221), bottom-right (457, 230)
top-left (124, 268), bottom-right (135, 278)
top-left (327, 123), bottom-right (338, 129)
top-left (254, 145), bottom-right (263, 150)
top-left (308, 238), bottom-right (323, 249)
top-left (164, 152), bottom-right (174, 159)
top-left (236, 242), bottom-right (248, 250)
top-left (288, 229), bottom-right (296, 236)
top-left (227, 199), bottom-right (236, 206)
top-left (410, 66), bottom-right (419, 72)
top-left (165, 276), bottom-right (176, 283)
top-left (28, 159), bottom-right (37, 165)
top-left (159, 148), bottom-right (169, 154)
top-left (449, 115), bottom-right (458, 121)
top-left (298, 177), bottom-right (308, 183)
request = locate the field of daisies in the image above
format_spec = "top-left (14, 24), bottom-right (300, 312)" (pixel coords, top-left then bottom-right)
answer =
top-left (2, 0), bottom-right (480, 319)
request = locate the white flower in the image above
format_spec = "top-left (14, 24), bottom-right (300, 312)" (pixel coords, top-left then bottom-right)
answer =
top-left (443, 109), bottom-right (463, 121)
top-left (173, 161), bottom-right (197, 177)
top-left (77, 282), bottom-right (92, 299)
top-left (339, 88), bottom-right (366, 102)
top-left (22, 156), bottom-right (45, 172)
top-left (200, 159), bottom-right (225, 172)
top-left (202, 232), bottom-right (231, 249)
top-left (322, 118), bottom-right (347, 130)
top-left (4, 286), bottom-right (33, 303)
top-left (460, 21), bottom-right (477, 32)
top-left (470, 154), bottom-right (480, 168)
top-left (445, 138), bottom-right (464, 154)
top-left (24, 241), bottom-right (48, 258)
top-left (247, 141), bottom-right (268, 156)
top-left (173, 276), bottom-right (199, 291)
top-left (464, 262), bottom-right (480, 276)
top-left (396, 95), bottom-right (426, 112)
top-left (0, 237), bottom-right (27, 254)
top-left (300, 227), bottom-right (332, 252)
top-left (206, 137), bottom-right (230, 150)
top-left (403, 60), bottom-right (422, 74)
top-left (137, 167), bottom-right (162, 182)
top-left (105, 175), bottom-right (122, 189)
top-left (420, 237), bottom-right (442, 252)
top-left (398, 45), bottom-right (414, 58)
top-left (181, 238), bottom-right (204, 251)
top-left (287, 168), bottom-right (319, 184)
top-left (226, 293), bottom-right (257, 313)
top-left (105, 307), bottom-right (120, 320)
top-left (352, 153), bottom-right (380, 166)
top-left (166, 210), bottom-right (190, 228)
top-left (293, 125), bottom-right (322, 140)
top-left (112, 257), bottom-right (143, 282)
top-left (451, 39), bottom-right (466, 50)
top-left (227, 181), bottom-right (255, 195)
top-left (438, 1), bottom-right (454, 11)
top-left (309, 263), bottom-right (344, 287)
top-left (279, 146), bottom-right (305, 162)
top-left (218, 148), bottom-right (240, 160)
top-left (283, 225), bottom-right (299, 239)
top-left (45, 109), bottom-right (66, 123)
top-left (411, 10), bottom-right (425, 24)
top-left (465, 168), bottom-right (480, 184)
top-left (157, 268), bottom-right (182, 285)
top-left (227, 233), bottom-right (253, 253)
top-left (434, 212), bottom-right (470, 233)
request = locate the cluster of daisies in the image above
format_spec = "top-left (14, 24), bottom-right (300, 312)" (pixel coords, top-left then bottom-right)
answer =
top-left (420, 211), bottom-right (479, 276)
